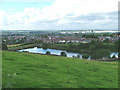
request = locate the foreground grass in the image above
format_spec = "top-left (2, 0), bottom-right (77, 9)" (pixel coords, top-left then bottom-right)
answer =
top-left (2, 51), bottom-right (118, 88)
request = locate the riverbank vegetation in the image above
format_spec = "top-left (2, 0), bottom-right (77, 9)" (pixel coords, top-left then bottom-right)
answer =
top-left (40, 40), bottom-right (118, 59)
top-left (2, 51), bottom-right (118, 88)
top-left (6, 39), bottom-right (118, 59)
top-left (41, 40), bottom-right (118, 52)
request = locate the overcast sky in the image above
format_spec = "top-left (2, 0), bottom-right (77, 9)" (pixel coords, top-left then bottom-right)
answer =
top-left (0, 0), bottom-right (119, 30)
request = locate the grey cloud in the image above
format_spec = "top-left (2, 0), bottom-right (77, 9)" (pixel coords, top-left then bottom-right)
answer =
top-left (3, 11), bottom-right (117, 30)
top-left (66, 12), bottom-right (118, 21)
top-left (21, 15), bottom-right (30, 20)
top-left (32, 11), bottom-right (118, 30)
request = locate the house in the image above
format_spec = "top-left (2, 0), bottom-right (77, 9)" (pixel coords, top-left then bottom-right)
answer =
top-left (59, 40), bottom-right (66, 43)
top-left (14, 36), bottom-right (26, 40)
top-left (98, 36), bottom-right (105, 41)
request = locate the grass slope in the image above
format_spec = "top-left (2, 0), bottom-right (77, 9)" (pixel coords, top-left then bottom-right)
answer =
top-left (2, 51), bottom-right (118, 88)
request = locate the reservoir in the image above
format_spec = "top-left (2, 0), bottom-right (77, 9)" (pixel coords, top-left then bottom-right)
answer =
top-left (18, 47), bottom-right (118, 60)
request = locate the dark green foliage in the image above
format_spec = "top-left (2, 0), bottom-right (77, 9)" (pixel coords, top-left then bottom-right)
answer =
top-left (72, 55), bottom-right (76, 58)
top-left (103, 38), bottom-right (109, 43)
top-left (108, 56), bottom-right (111, 59)
top-left (114, 41), bottom-right (118, 50)
top-left (41, 43), bottom-right (49, 49)
top-left (60, 52), bottom-right (67, 57)
top-left (82, 34), bottom-right (98, 38)
top-left (112, 55), bottom-right (116, 58)
top-left (65, 40), bottom-right (116, 53)
top-left (2, 42), bottom-right (8, 50)
top-left (82, 54), bottom-right (89, 59)
top-left (77, 55), bottom-right (80, 58)
top-left (40, 39), bottom-right (118, 55)
top-left (118, 53), bottom-right (120, 60)
top-left (22, 51), bottom-right (29, 53)
top-left (46, 51), bottom-right (50, 55)
top-left (34, 40), bottom-right (42, 44)
top-left (65, 44), bottom-right (77, 52)
top-left (91, 49), bottom-right (110, 59)
top-left (91, 53), bottom-right (101, 59)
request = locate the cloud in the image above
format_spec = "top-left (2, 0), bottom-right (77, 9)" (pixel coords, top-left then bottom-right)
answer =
top-left (0, 11), bottom-right (6, 29)
top-left (1, 0), bottom-right (56, 2)
top-left (1, 0), bottom-right (119, 30)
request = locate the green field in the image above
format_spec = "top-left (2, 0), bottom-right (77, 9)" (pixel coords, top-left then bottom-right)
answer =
top-left (2, 51), bottom-right (118, 88)
top-left (7, 44), bottom-right (34, 50)
top-left (7, 44), bottom-right (22, 48)
top-left (56, 43), bottom-right (78, 46)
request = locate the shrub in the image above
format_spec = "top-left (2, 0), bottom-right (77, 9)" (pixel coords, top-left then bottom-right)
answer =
top-left (2, 42), bottom-right (8, 50)
top-left (77, 55), bottom-right (80, 58)
top-left (91, 49), bottom-right (110, 59)
top-left (41, 43), bottom-right (49, 49)
top-left (72, 55), bottom-right (75, 58)
top-left (72, 55), bottom-right (77, 58)
top-left (112, 55), bottom-right (116, 58)
top-left (61, 52), bottom-right (67, 57)
top-left (22, 51), bottom-right (29, 53)
top-left (82, 54), bottom-right (89, 59)
top-left (46, 51), bottom-right (50, 55)
top-left (118, 53), bottom-right (120, 60)
top-left (108, 56), bottom-right (111, 59)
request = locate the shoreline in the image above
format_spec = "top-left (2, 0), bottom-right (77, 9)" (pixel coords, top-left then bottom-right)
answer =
top-left (5, 50), bottom-right (119, 62)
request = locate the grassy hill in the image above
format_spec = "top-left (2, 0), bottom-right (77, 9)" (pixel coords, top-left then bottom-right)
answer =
top-left (2, 51), bottom-right (118, 88)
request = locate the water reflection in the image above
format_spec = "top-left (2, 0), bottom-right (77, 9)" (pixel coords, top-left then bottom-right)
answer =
top-left (18, 47), bottom-right (118, 60)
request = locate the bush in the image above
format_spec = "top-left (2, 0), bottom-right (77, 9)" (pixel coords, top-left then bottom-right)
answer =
top-left (91, 49), bottom-right (110, 59)
top-left (72, 55), bottom-right (77, 58)
top-left (2, 42), bottom-right (8, 50)
top-left (91, 53), bottom-right (104, 59)
top-left (112, 55), bottom-right (116, 58)
top-left (82, 54), bottom-right (89, 59)
top-left (77, 55), bottom-right (80, 58)
top-left (22, 51), bottom-right (29, 53)
top-left (108, 56), bottom-right (111, 59)
top-left (72, 55), bottom-right (75, 58)
top-left (41, 43), bottom-right (49, 49)
top-left (46, 51), bottom-right (50, 55)
top-left (118, 53), bottom-right (120, 60)
top-left (61, 52), bottom-right (67, 57)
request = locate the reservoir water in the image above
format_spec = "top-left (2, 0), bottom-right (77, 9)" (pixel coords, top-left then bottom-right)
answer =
top-left (18, 47), bottom-right (118, 60)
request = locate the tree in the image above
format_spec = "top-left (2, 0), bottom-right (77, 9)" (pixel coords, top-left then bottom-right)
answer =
top-left (66, 44), bottom-right (75, 52)
top-left (91, 49), bottom-right (110, 59)
top-left (108, 56), bottom-right (111, 59)
top-left (41, 43), bottom-right (49, 49)
top-left (89, 45), bottom-right (95, 52)
top-left (41, 35), bottom-right (48, 38)
top-left (114, 40), bottom-right (118, 50)
top-left (89, 40), bottom-right (96, 45)
top-left (72, 55), bottom-right (75, 58)
top-left (60, 52), bottom-right (67, 57)
top-left (118, 53), bottom-right (120, 60)
top-left (77, 55), bottom-right (80, 58)
top-left (89, 40), bottom-right (103, 52)
top-left (46, 51), bottom-right (50, 55)
top-left (34, 40), bottom-right (42, 44)
top-left (2, 41), bottom-right (8, 50)
top-left (82, 54), bottom-right (89, 59)
top-left (103, 38), bottom-right (109, 43)
top-left (112, 55), bottom-right (116, 58)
